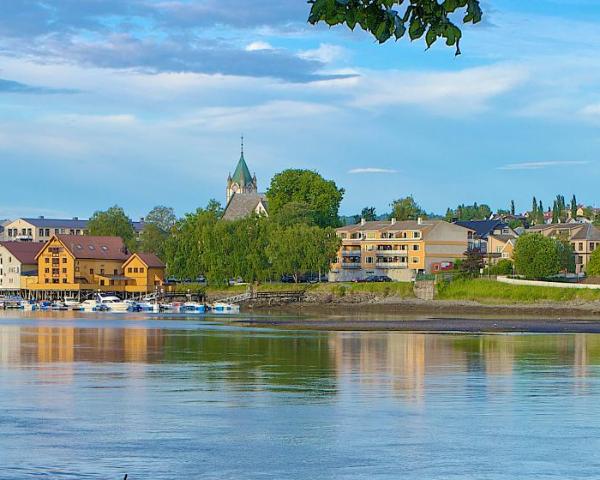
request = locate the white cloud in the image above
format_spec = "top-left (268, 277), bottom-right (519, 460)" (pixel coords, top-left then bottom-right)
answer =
top-left (498, 161), bottom-right (591, 171)
top-left (298, 44), bottom-right (347, 64)
top-left (349, 64), bottom-right (528, 115)
top-left (348, 168), bottom-right (399, 174)
top-left (245, 41), bottom-right (274, 52)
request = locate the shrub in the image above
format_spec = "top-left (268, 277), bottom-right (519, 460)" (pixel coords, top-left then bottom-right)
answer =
top-left (587, 248), bottom-right (600, 276)
top-left (513, 234), bottom-right (561, 280)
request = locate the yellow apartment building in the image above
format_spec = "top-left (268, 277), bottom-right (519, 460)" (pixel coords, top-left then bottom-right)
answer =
top-left (27, 234), bottom-right (165, 297)
top-left (329, 219), bottom-right (473, 282)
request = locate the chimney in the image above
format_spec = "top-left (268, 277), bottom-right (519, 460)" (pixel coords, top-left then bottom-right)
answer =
top-left (391, 218), bottom-right (396, 225)
top-left (360, 218), bottom-right (366, 226)
top-left (417, 217), bottom-right (423, 225)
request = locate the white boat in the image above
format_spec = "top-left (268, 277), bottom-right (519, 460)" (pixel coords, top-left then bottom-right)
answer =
top-left (81, 299), bottom-right (100, 312)
top-left (179, 302), bottom-right (207, 313)
top-left (211, 302), bottom-right (240, 314)
top-left (97, 294), bottom-right (130, 313)
top-left (63, 297), bottom-right (81, 309)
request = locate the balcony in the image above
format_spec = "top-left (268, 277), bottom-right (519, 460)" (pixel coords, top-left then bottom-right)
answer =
top-left (374, 249), bottom-right (406, 255)
top-left (375, 262), bottom-right (408, 269)
top-left (342, 250), bottom-right (361, 256)
top-left (341, 263), bottom-right (361, 269)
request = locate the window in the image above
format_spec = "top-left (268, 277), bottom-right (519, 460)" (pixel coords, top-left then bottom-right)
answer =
top-left (114, 269), bottom-right (118, 275)
top-left (62, 278), bottom-right (67, 284)
top-left (579, 242), bottom-right (584, 251)
top-left (100, 280), bottom-right (105, 286)
top-left (128, 267), bottom-right (133, 273)
top-left (45, 258), bottom-right (49, 264)
top-left (52, 268), bottom-right (59, 275)
top-left (38, 229), bottom-right (44, 236)
top-left (412, 245), bottom-right (419, 251)
top-left (44, 268), bottom-right (49, 274)
top-left (62, 257), bottom-right (67, 263)
top-left (592, 243), bottom-right (596, 251)
top-left (90, 269), bottom-right (94, 274)
top-left (366, 257), bottom-right (373, 264)
top-left (140, 267), bottom-right (144, 273)
top-left (100, 269), bottom-right (104, 274)
top-left (133, 267), bottom-right (139, 273)
top-left (413, 231), bottom-right (420, 239)
top-left (45, 278), bottom-right (49, 284)
top-left (52, 279), bottom-right (59, 284)
top-left (411, 257), bottom-right (419, 264)
top-left (62, 268), bottom-right (67, 274)
top-left (27, 228), bottom-right (32, 236)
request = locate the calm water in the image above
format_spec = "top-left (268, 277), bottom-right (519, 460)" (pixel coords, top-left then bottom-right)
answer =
top-left (2, 312), bottom-right (600, 479)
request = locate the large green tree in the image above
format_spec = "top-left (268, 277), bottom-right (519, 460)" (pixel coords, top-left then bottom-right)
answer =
top-left (390, 196), bottom-right (426, 221)
top-left (445, 202), bottom-right (492, 221)
top-left (308, 0), bottom-right (482, 54)
top-left (145, 205), bottom-right (177, 232)
top-left (267, 224), bottom-right (340, 283)
top-left (88, 205), bottom-right (136, 251)
top-left (361, 206), bottom-right (377, 222)
top-left (513, 234), bottom-right (561, 280)
top-left (267, 169), bottom-right (344, 228)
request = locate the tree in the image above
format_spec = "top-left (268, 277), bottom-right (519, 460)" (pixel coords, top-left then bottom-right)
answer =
top-left (494, 259), bottom-right (514, 276)
top-left (513, 234), bottom-right (561, 280)
top-left (571, 194), bottom-right (578, 220)
top-left (361, 206), bottom-right (377, 222)
top-left (552, 201), bottom-right (559, 224)
top-left (460, 248), bottom-right (483, 277)
top-left (390, 196), bottom-right (426, 221)
top-left (88, 205), bottom-right (136, 251)
top-left (557, 239), bottom-right (576, 274)
top-left (145, 206), bottom-right (176, 232)
top-left (307, 0), bottom-right (482, 55)
top-left (586, 248), bottom-right (600, 277)
top-left (510, 200), bottom-right (515, 216)
top-left (267, 224), bottom-right (340, 283)
top-left (270, 201), bottom-right (317, 227)
top-left (267, 169), bottom-right (344, 228)
top-left (446, 203), bottom-right (492, 221)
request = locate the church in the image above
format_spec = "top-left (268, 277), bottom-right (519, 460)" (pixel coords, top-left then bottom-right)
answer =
top-left (222, 138), bottom-right (269, 221)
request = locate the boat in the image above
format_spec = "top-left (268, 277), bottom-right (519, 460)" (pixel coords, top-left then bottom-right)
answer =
top-left (211, 302), bottom-right (240, 314)
top-left (50, 302), bottom-right (68, 311)
top-left (96, 294), bottom-right (130, 313)
top-left (63, 297), bottom-right (81, 309)
top-left (179, 302), bottom-right (207, 313)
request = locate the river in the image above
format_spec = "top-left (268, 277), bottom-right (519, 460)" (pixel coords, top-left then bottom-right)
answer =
top-left (1, 311), bottom-right (600, 479)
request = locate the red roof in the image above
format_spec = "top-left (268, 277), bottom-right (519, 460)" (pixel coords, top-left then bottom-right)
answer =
top-left (132, 252), bottom-right (165, 268)
top-left (0, 241), bottom-right (44, 265)
top-left (56, 235), bottom-right (129, 261)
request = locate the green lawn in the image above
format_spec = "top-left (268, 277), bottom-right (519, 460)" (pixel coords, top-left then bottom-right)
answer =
top-left (437, 278), bottom-right (600, 303)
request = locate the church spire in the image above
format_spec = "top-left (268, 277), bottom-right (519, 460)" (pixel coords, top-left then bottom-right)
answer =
top-left (241, 134), bottom-right (244, 158)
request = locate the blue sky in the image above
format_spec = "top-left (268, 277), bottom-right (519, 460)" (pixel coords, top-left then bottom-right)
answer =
top-left (0, 0), bottom-right (599, 220)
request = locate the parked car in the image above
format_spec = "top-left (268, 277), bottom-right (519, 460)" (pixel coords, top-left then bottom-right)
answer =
top-left (364, 275), bottom-right (392, 283)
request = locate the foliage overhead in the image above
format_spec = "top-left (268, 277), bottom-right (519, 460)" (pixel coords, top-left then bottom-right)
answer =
top-left (267, 169), bottom-right (344, 228)
top-left (307, 0), bottom-right (482, 55)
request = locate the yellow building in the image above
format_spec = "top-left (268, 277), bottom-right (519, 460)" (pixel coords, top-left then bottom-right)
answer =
top-left (122, 253), bottom-right (166, 293)
top-left (27, 234), bottom-right (165, 297)
top-left (487, 235), bottom-right (516, 262)
top-left (330, 219), bottom-right (473, 282)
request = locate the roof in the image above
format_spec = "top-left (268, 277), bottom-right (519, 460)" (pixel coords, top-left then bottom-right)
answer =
top-left (132, 252), bottom-right (165, 268)
top-left (527, 223), bottom-right (600, 242)
top-left (54, 235), bottom-right (129, 261)
top-left (222, 193), bottom-right (267, 221)
top-left (489, 234), bottom-right (515, 244)
top-left (19, 217), bottom-right (89, 229)
top-left (132, 220), bottom-right (145, 233)
top-left (454, 220), bottom-right (507, 238)
top-left (337, 219), bottom-right (472, 236)
top-left (0, 241), bottom-right (44, 265)
top-left (230, 153), bottom-right (254, 187)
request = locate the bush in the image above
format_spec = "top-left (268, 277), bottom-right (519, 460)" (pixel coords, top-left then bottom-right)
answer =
top-left (587, 248), bottom-right (600, 276)
top-left (484, 259), bottom-right (513, 276)
top-left (513, 234), bottom-right (561, 280)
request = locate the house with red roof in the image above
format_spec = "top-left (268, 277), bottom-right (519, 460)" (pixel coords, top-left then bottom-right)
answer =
top-left (0, 241), bottom-right (44, 293)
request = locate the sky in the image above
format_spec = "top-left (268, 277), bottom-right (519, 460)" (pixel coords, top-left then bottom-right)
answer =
top-left (1, 0), bottom-right (600, 220)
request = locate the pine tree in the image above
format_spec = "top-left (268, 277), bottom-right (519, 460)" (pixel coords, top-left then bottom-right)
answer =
top-left (510, 200), bottom-right (515, 216)
top-left (538, 200), bottom-right (545, 225)
top-left (531, 196), bottom-right (538, 224)
top-left (552, 201), bottom-right (559, 224)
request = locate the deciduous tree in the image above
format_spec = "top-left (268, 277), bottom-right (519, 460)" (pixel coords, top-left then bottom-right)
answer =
top-left (88, 205), bottom-right (136, 251)
top-left (513, 234), bottom-right (561, 280)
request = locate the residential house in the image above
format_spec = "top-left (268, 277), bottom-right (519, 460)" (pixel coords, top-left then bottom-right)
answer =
top-left (330, 219), bottom-right (473, 282)
top-left (27, 235), bottom-right (165, 295)
top-left (0, 242), bottom-right (44, 293)
top-left (454, 220), bottom-right (518, 254)
top-left (528, 223), bottom-right (600, 274)
top-left (487, 235), bottom-right (516, 261)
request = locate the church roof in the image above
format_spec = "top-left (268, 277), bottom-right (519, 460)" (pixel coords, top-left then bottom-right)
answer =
top-left (222, 193), bottom-right (267, 221)
top-left (231, 152), bottom-right (254, 187)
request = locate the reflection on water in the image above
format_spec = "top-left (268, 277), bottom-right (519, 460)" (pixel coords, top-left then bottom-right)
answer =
top-left (2, 315), bottom-right (600, 479)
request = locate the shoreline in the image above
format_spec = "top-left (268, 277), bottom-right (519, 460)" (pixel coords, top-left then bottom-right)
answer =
top-left (239, 298), bottom-right (600, 333)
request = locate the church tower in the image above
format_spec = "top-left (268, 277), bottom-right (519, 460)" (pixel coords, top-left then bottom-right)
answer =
top-left (226, 136), bottom-right (258, 204)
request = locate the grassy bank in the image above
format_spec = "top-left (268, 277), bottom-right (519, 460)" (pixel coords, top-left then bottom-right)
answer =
top-left (437, 279), bottom-right (600, 303)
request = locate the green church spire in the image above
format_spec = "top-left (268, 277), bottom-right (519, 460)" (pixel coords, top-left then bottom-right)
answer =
top-left (231, 135), bottom-right (253, 187)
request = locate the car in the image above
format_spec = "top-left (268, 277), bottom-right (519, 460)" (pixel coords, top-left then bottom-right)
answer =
top-left (364, 275), bottom-right (392, 283)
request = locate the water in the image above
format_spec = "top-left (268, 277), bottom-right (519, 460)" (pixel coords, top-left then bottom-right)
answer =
top-left (2, 312), bottom-right (600, 479)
